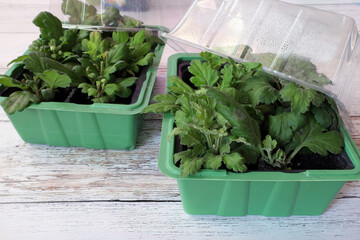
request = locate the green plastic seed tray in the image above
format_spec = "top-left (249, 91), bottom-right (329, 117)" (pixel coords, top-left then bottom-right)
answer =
top-left (0, 43), bottom-right (164, 150)
top-left (158, 53), bottom-right (360, 216)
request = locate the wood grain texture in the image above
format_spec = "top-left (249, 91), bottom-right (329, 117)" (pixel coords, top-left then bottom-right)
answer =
top-left (0, 199), bottom-right (360, 240)
top-left (0, 113), bottom-right (359, 203)
top-left (0, 114), bottom-right (180, 202)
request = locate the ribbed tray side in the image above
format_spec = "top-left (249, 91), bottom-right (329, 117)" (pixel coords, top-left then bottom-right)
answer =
top-left (177, 179), bottom-right (345, 216)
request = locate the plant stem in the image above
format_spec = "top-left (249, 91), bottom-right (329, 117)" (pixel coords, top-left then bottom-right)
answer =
top-left (205, 134), bottom-right (213, 152)
top-left (100, 61), bottom-right (104, 76)
top-left (258, 146), bottom-right (266, 159)
top-left (287, 145), bottom-right (304, 162)
top-left (272, 77), bottom-right (282, 90)
top-left (266, 150), bottom-right (274, 165)
top-left (214, 136), bottom-right (222, 153)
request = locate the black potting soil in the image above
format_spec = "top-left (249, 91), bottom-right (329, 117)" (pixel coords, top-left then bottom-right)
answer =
top-left (174, 136), bottom-right (354, 172)
top-left (177, 60), bottom-right (197, 89)
top-left (0, 65), bottom-right (150, 105)
top-left (0, 83), bottom-right (74, 103)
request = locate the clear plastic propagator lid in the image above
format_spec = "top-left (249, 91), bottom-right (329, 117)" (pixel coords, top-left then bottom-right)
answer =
top-left (49, 0), bottom-right (171, 32)
top-left (162, 0), bottom-right (360, 116)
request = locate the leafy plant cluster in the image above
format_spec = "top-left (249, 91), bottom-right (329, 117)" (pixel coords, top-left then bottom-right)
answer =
top-left (0, 11), bottom-right (162, 114)
top-left (247, 52), bottom-right (331, 86)
top-left (144, 52), bottom-right (344, 177)
top-left (62, 0), bottom-right (142, 28)
top-left (237, 45), bottom-right (331, 86)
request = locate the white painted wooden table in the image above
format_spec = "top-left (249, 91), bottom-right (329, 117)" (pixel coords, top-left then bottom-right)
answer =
top-left (1, 1), bottom-right (360, 239)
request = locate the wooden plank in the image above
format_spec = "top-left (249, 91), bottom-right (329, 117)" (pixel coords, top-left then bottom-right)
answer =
top-left (0, 0), bottom-right (50, 5)
top-left (0, 5), bottom-right (49, 33)
top-left (0, 110), bottom-right (359, 202)
top-left (0, 199), bottom-right (359, 240)
top-left (0, 33), bottom-right (39, 70)
top-left (0, 118), bottom-right (180, 202)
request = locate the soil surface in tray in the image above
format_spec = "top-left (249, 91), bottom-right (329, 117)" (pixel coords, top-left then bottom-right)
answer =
top-left (0, 65), bottom-right (150, 105)
top-left (174, 136), bottom-right (354, 172)
top-left (253, 152), bottom-right (353, 172)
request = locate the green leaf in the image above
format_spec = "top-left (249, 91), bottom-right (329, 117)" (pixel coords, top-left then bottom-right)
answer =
top-left (33, 11), bottom-right (63, 41)
top-left (113, 32), bottom-right (129, 44)
top-left (102, 7), bottom-right (120, 26)
top-left (132, 43), bottom-right (152, 59)
top-left (223, 152), bottom-right (247, 173)
top-left (61, 29), bottom-right (79, 52)
top-left (23, 52), bottom-right (46, 74)
top-left (0, 75), bottom-right (27, 90)
top-left (307, 89), bottom-right (325, 107)
top-left (116, 86), bottom-right (132, 98)
top-left (1, 91), bottom-right (41, 115)
top-left (118, 77), bottom-right (137, 87)
top-left (262, 135), bottom-right (277, 152)
top-left (188, 59), bottom-right (219, 87)
top-left (219, 139), bottom-right (231, 155)
top-left (168, 76), bottom-right (195, 94)
top-left (122, 15), bottom-right (142, 28)
top-left (92, 95), bottom-right (114, 103)
top-left (113, 61), bottom-right (127, 72)
top-left (99, 39), bottom-right (111, 54)
top-left (274, 149), bottom-right (287, 167)
top-left (136, 52), bottom-right (155, 66)
top-left (78, 58), bottom-right (98, 74)
top-left (235, 144), bottom-right (260, 165)
top-left (282, 55), bottom-right (331, 86)
top-left (145, 32), bottom-right (165, 47)
top-left (243, 62), bottom-right (262, 72)
top-left (175, 95), bottom-right (192, 118)
top-left (206, 86), bottom-right (261, 147)
top-left (40, 70), bottom-right (71, 89)
top-left (204, 155), bottom-right (223, 170)
top-left (79, 83), bottom-right (97, 97)
top-left (142, 94), bottom-right (178, 113)
top-left (115, 77), bottom-right (137, 98)
top-left (127, 63), bottom-right (139, 74)
top-left (79, 82), bottom-right (90, 91)
top-left (199, 52), bottom-right (227, 69)
top-left (178, 127), bottom-right (204, 149)
top-left (73, 65), bottom-right (87, 77)
top-left (325, 96), bottom-right (341, 130)
top-left (243, 76), bottom-right (278, 105)
top-left (268, 109), bottom-right (306, 146)
top-left (132, 29), bottom-right (146, 45)
top-left (87, 87), bottom-right (98, 97)
top-left (7, 55), bottom-right (30, 66)
top-left (42, 57), bottom-right (83, 84)
top-left (104, 65), bottom-right (117, 80)
top-left (83, 31), bottom-right (110, 60)
top-left (107, 44), bottom-right (128, 65)
top-left (220, 64), bottom-right (233, 89)
top-left (280, 83), bottom-right (325, 114)
top-left (289, 120), bottom-right (344, 157)
top-left (104, 83), bottom-right (118, 96)
top-left (180, 157), bottom-right (203, 177)
top-left (174, 150), bottom-right (193, 164)
top-left (61, 0), bottom-right (98, 25)
top-left (311, 106), bottom-right (333, 129)
top-left (41, 88), bottom-right (55, 101)
top-left (168, 127), bottom-right (184, 143)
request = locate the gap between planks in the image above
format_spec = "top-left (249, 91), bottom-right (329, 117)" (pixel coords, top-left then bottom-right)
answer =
top-left (0, 199), bottom-right (181, 205)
